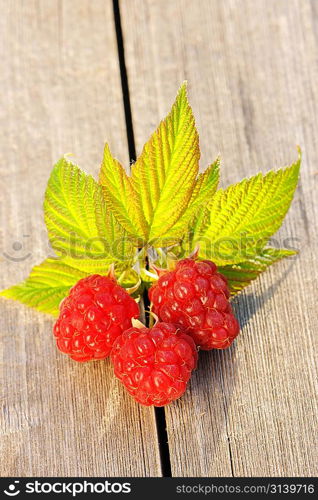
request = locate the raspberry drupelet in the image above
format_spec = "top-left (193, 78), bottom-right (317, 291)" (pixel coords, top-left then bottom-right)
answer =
top-left (111, 322), bottom-right (198, 406)
top-left (53, 275), bottom-right (139, 362)
top-left (149, 258), bottom-right (239, 350)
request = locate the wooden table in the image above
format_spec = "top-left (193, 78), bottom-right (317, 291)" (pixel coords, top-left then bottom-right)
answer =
top-left (1, 0), bottom-right (317, 477)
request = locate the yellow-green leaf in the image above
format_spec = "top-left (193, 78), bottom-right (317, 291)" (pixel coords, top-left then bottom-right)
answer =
top-left (99, 144), bottom-right (148, 243)
top-left (162, 158), bottom-right (220, 245)
top-left (44, 157), bottom-right (134, 266)
top-left (131, 82), bottom-right (200, 243)
top-left (218, 247), bottom-right (297, 295)
top-left (197, 151), bottom-right (301, 265)
top-left (0, 258), bottom-right (88, 316)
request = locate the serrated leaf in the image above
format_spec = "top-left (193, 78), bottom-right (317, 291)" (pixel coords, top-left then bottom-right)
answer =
top-left (161, 158), bottom-right (220, 245)
top-left (190, 158), bottom-right (220, 233)
top-left (44, 157), bottom-right (134, 268)
top-left (218, 247), bottom-right (297, 295)
top-left (197, 151), bottom-right (301, 265)
top-left (99, 144), bottom-right (148, 243)
top-left (99, 84), bottom-right (200, 245)
top-left (59, 256), bottom-right (128, 275)
top-left (132, 83), bottom-right (200, 243)
top-left (0, 258), bottom-right (87, 316)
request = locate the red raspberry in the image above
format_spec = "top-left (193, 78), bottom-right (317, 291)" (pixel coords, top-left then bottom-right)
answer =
top-left (53, 275), bottom-right (139, 362)
top-left (149, 259), bottom-right (239, 350)
top-left (111, 322), bottom-right (198, 406)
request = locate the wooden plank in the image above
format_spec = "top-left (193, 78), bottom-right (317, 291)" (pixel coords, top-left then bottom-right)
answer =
top-left (0, 0), bottom-right (161, 476)
top-left (121, 0), bottom-right (318, 476)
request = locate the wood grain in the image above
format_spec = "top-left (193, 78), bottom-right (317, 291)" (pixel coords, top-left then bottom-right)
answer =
top-left (121, 0), bottom-right (318, 476)
top-left (0, 0), bottom-right (161, 476)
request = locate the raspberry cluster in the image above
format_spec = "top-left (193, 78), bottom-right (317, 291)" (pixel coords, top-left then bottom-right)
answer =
top-left (111, 323), bottom-right (198, 406)
top-left (53, 259), bottom-right (239, 406)
top-left (149, 258), bottom-right (239, 350)
top-left (53, 275), bottom-right (139, 362)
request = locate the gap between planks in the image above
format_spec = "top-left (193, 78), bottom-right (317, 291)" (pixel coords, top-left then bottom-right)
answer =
top-left (112, 0), bottom-right (172, 477)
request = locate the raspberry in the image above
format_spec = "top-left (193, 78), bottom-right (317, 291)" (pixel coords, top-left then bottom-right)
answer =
top-left (53, 275), bottom-right (139, 362)
top-left (149, 258), bottom-right (239, 350)
top-left (111, 322), bottom-right (198, 406)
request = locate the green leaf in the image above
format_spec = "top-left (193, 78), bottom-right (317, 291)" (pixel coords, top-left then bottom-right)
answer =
top-left (162, 158), bottom-right (220, 245)
top-left (218, 247), bottom-right (297, 295)
top-left (44, 157), bottom-right (134, 270)
top-left (99, 83), bottom-right (200, 246)
top-left (197, 151), bottom-right (301, 265)
top-left (132, 82), bottom-right (200, 243)
top-left (190, 159), bottom-right (220, 233)
top-left (0, 258), bottom-right (87, 316)
top-left (99, 144), bottom-right (148, 243)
